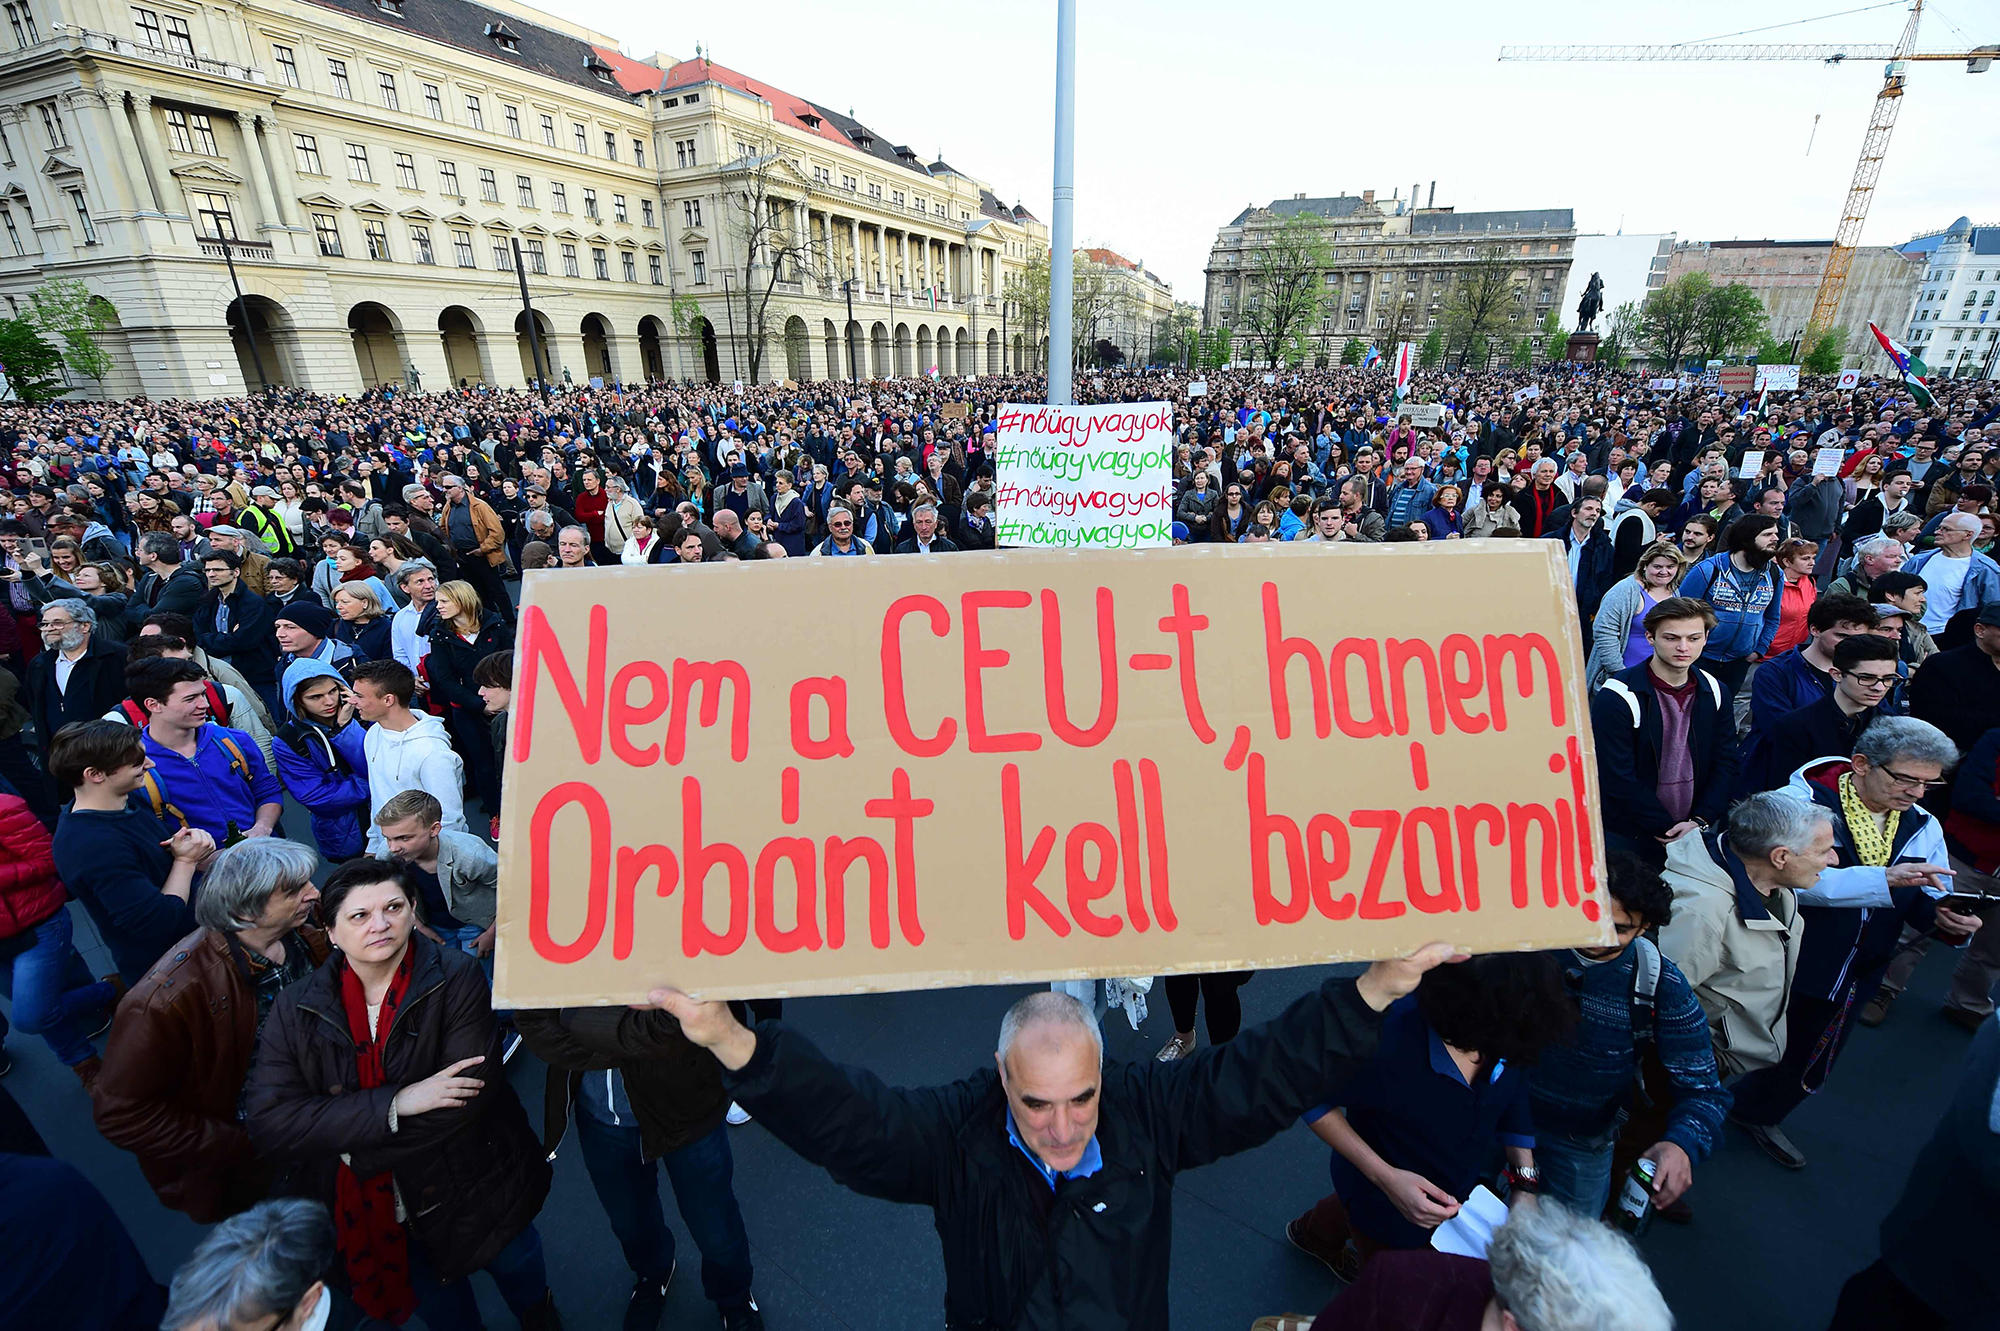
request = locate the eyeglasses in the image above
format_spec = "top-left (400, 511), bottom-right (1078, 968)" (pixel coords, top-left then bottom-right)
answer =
top-left (1880, 767), bottom-right (1948, 791)
top-left (1839, 671), bottom-right (1898, 689)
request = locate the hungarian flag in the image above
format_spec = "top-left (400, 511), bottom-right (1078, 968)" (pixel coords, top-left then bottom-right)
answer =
top-left (1869, 322), bottom-right (1934, 410)
top-left (1392, 341), bottom-right (1414, 408)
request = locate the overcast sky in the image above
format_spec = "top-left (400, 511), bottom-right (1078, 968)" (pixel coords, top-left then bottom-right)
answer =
top-left (576, 0), bottom-right (2000, 302)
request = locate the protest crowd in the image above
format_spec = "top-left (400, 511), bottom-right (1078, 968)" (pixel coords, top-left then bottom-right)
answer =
top-left (0, 354), bottom-right (1996, 1331)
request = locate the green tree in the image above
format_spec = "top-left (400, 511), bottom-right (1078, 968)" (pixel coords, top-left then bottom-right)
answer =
top-left (1419, 327), bottom-right (1443, 369)
top-left (1802, 326), bottom-right (1849, 375)
top-left (0, 319), bottom-right (69, 402)
top-left (1003, 248), bottom-right (1127, 377)
top-left (1693, 282), bottom-right (1767, 364)
top-left (1538, 308), bottom-right (1566, 361)
top-left (1753, 330), bottom-right (1791, 364)
top-left (25, 278), bottom-right (114, 388)
top-left (1441, 244), bottom-right (1523, 366)
top-left (1603, 300), bottom-right (1641, 368)
top-left (1340, 337), bottom-right (1365, 366)
top-left (1239, 211), bottom-right (1333, 368)
top-left (1639, 274), bottom-right (1710, 371)
top-left (1512, 336), bottom-right (1535, 369)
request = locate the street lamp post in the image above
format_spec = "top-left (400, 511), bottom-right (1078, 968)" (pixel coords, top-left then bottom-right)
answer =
top-left (510, 237), bottom-right (550, 403)
top-left (843, 278), bottom-right (859, 380)
top-left (1046, 0), bottom-right (1076, 406)
top-left (215, 231), bottom-right (271, 395)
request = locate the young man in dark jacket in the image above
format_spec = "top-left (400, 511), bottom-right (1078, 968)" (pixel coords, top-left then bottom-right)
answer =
top-left (194, 550), bottom-right (280, 718)
top-left (514, 1005), bottom-right (760, 1331)
top-left (1591, 597), bottom-right (1738, 866)
top-left (1749, 635), bottom-right (1904, 793)
top-left (645, 945), bottom-right (1461, 1331)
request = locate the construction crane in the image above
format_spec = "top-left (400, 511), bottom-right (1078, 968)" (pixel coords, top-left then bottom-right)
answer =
top-left (1501, 2), bottom-right (1996, 345)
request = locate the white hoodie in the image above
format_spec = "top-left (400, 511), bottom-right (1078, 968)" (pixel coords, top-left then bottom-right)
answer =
top-left (363, 712), bottom-right (467, 852)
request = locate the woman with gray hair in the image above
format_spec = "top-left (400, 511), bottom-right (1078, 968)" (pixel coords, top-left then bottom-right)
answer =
top-left (91, 838), bottom-right (329, 1222)
top-left (162, 1198), bottom-right (336, 1331)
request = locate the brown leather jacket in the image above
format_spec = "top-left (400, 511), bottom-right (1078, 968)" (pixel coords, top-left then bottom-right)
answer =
top-left (92, 924), bottom-right (329, 1222)
top-left (445, 491), bottom-right (508, 566)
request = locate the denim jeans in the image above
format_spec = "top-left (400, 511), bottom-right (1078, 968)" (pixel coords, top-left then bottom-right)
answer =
top-left (1535, 1119), bottom-right (1624, 1219)
top-left (573, 1113), bottom-right (754, 1309)
top-left (0, 909), bottom-right (114, 1066)
top-left (439, 923), bottom-right (493, 986)
top-left (403, 1220), bottom-right (548, 1330)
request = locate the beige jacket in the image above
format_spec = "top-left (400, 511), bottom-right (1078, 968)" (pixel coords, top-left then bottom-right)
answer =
top-left (1657, 831), bottom-right (1804, 1078)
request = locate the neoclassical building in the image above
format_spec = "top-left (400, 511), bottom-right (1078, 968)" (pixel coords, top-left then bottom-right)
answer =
top-left (1076, 246), bottom-right (1172, 365)
top-left (1202, 189), bottom-right (1576, 364)
top-left (0, 0), bottom-right (1048, 397)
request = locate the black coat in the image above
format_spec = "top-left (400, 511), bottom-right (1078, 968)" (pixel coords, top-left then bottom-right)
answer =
top-left (727, 976), bottom-right (1385, 1330)
top-left (1753, 694), bottom-right (1893, 793)
top-left (514, 1006), bottom-right (729, 1163)
top-left (245, 935), bottom-right (551, 1281)
top-left (195, 584), bottom-right (279, 686)
top-left (1909, 643), bottom-right (2000, 753)
top-left (138, 564), bottom-right (207, 617)
top-left (25, 633), bottom-right (127, 741)
top-left (1590, 662), bottom-right (1738, 839)
top-left (1545, 526), bottom-right (1614, 619)
top-left (425, 612), bottom-right (512, 713)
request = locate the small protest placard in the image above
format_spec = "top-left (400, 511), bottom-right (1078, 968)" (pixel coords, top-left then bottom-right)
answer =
top-left (1814, 447), bottom-right (1845, 478)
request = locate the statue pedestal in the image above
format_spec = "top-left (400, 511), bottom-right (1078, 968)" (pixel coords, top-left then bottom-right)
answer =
top-left (1566, 332), bottom-right (1601, 363)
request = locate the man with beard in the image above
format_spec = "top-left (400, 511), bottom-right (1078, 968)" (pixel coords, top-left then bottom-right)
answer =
top-left (25, 599), bottom-right (127, 759)
top-left (1677, 514), bottom-right (1784, 723)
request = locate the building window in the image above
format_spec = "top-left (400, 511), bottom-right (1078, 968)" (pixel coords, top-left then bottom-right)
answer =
top-left (4, 1), bottom-right (37, 44)
top-left (190, 190), bottom-right (234, 239)
top-left (327, 58), bottom-right (351, 98)
top-left (560, 242), bottom-right (578, 277)
top-left (410, 224), bottom-right (433, 264)
top-left (524, 238), bottom-right (545, 273)
top-left (464, 96), bottom-right (483, 130)
top-left (612, 194), bottom-right (627, 223)
top-left (550, 182), bottom-right (567, 212)
top-left (132, 5), bottom-right (162, 44)
top-left (632, 138), bottom-right (644, 168)
top-left (292, 132), bottom-right (322, 174)
top-left (648, 254), bottom-right (662, 285)
top-left (691, 249), bottom-right (705, 284)
top-left (891, 191), bottom-right (903, 206)
top-left (395, 152), bottom-right (417, 189)
top-left (0, 206), bottom-right (21, 255)
top-left (583, 187), bottom-right (597, 219)
top-left (364, 217), bottom-right (390, 260)
top-left (621, 250), bottom-right (635, 281)
top-left (162, 13), bottom-right (192, 54)
top-left (682, 199), bottom-right (701, 228)
top-left (272, 44), bottom-right (299, 85)
top-left (592, 246), bottom-right (608, 280)
top-left (312, 212), bottom-right (341, 256)
top-left (422, 83), bottom-right (442, 119)
top-left (674, 138), bottom-right (695, 168)
top-left (478, 168), bottom-right (497, 203)
top-left (36, 101), bottom-right (65, 148)
top-left (451, 228), bottom-right (474, 267)
top-left (516, 175), bottom-right (534, 207)
top-left (504, 104), bottom-right (521, 138)
top-left (867, 183), bottom-right (881, 199)
top-left (438, 160), bottom-right (459, 195)
top-left (572, 123), bottom-right (587, 153)
top-left (603, 129), bottom-right (617, 160)
top-left (378, 72), bottom-right (399, 110)
top-left (683, 92), bottom-right (698, 103)
top-left (165, 110), bottom-right (218, 156)
top-left (346, 142), bottom-right (372, 182)
top-left (640, 199), bottom-right (654, 227)
top-left (540, 114), bottom-right (556, 146)
top-left (493, 238), bottom-right (512, 270)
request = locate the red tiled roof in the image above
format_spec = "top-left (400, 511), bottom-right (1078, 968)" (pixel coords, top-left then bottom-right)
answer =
top-left (656, 57), bottom-right (852, 150)
top-left (591, 46), bottom-right (667, 95)
top-left (1080, 247), bottom-right (1136, 270)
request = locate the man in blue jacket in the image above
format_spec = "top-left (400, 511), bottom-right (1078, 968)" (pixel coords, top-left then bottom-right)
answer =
top-left (272, 658), bottom-right (370, 860)
top-left (1591, 596), bottom-right (1739, 867)
top-left (1677, 514), bottom-right (1784, 724)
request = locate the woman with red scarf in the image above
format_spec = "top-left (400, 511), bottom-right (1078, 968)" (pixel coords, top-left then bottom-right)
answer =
top-left (247, 858), bottom-right (558, 1329)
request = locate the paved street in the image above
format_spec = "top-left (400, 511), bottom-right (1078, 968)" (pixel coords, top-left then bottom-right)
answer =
top-left (4, 886), bottom-right (1977, 1330)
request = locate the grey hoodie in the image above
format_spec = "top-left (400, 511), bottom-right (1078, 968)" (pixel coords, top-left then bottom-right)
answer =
top-left (362, 711), bottom-right (466, 853)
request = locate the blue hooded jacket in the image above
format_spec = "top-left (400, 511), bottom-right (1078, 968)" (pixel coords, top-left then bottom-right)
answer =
top-left (272, 658), bottom-right (371, 859)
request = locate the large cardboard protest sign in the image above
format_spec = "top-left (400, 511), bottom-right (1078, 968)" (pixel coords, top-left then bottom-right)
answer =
top-left (494, 544), bottom-right (1611, 1006)
top-left (991, 402), bottom-right (1174, 550)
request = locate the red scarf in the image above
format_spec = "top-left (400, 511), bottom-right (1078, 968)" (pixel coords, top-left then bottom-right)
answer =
top-left (336, 948), bottom-right (418, 1324)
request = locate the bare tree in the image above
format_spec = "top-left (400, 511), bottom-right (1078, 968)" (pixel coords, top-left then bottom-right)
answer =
top-left (722, 140), bottom-right (831, 383)
top-left (1440, 244), bottom-right (1522, 368)
top-left (1240, 211), bottom-right (1332, 368)
top-left (1004, 249), bottom-right (1127, 377)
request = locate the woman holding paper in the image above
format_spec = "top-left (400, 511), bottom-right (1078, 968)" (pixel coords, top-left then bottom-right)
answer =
top-left (1284, 953), bottom-right (1573, 1282)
